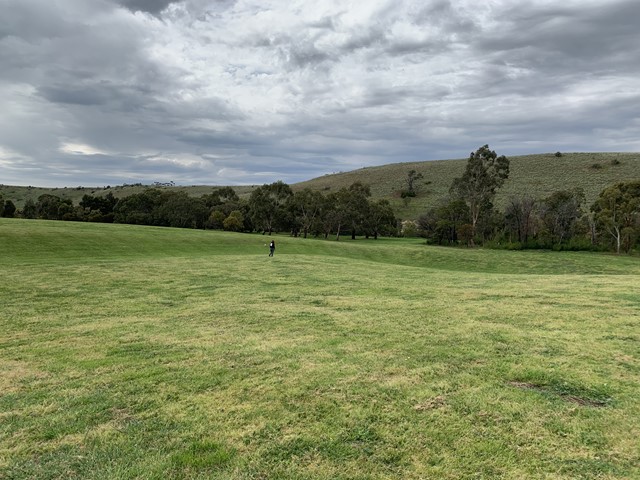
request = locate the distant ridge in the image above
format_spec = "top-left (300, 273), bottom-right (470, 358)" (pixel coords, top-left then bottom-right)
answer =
top-left (2, 152), bottom-right (639, 220)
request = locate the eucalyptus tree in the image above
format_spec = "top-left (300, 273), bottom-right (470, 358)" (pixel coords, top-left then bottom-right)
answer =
top-left (248, 181), bottom-right (293, 234)
top-left (36, 194), bottom-right (73, 220)
top-left (366, 199), bottom-right (396, 239)
top-left (504, 195), bottom-right (537, 244)
top-left (402, 169), bottom-right (425, 198)
top-left (539, 188), bottom-right (584, 246)
top-left (113, 189), bottom-right (164, 225)
top-left (330, 189), bottom-right (351, 241)
top-left (155, 191), bottom-right (208, 229)
top-left (223, 210), bottom-right (245, 232)
top-left (417, 197), bottom-right (470, 245)
top-left (345, 181), bottom-right (372, 240)
top-left (79, 192), bottom-right (117, 222)
top-left (450, 145), bottom-right (509, 244)
top-left (592, 181), bottom-right (640, 253)
top-left (289, 188), bottom-right (324, 238)
top-left (319, 192), bottom-right (338, 240)
top-left (202, 187), bottom-right (239, 213)
top-left (22, 199), bottom-right (37, 219)
top-left (2, 200), bottom-right (16, 218)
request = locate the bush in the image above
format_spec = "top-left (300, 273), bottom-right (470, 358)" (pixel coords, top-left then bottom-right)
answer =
top-left (548, 238), bottom-right (602, 252)
top-left (401, 220), bottom-right (418, 237)
top-left (484, 240), bottom-right (523, 250)
top-left (457, 224), bottom-right (473, 246)
top-left (207, 210), bottom-right (225, 229)
top-left (2, 200), bottom-right (16, 218)
top-left (223, 210), bottom-right (244, 232)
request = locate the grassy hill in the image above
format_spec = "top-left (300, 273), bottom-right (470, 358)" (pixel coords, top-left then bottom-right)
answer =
top-left (1, 218), bottom-right (639, 479)
top-left (2, 152), bottom-right (639, 219)
top-left (296, 152), bottom-right (640, 219)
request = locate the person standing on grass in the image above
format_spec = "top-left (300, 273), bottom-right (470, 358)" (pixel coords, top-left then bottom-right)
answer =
top-left (269, 240), bottom-right (275, 257)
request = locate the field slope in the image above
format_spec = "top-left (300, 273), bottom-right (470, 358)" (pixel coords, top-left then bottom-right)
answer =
top-left (1, 218), bottom-right (639, 479)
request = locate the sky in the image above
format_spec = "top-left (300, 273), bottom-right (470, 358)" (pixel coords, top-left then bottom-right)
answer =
top-left (1, 0), bottom-right (639, 187)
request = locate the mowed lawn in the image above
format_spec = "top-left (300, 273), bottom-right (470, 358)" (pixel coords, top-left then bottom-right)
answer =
top-left (1, 219), bottom-right (639, 479)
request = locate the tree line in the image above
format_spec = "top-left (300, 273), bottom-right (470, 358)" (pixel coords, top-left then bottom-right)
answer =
top-left (2, 144), bottom-right (638, 253)
top-left (415, 145), bottom-right (640, 254)
top-left (1, 183), bottom-right (397, 240)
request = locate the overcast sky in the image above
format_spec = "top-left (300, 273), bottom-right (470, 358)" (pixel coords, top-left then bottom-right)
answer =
top-left (1, 0), bottom-right (639, 187)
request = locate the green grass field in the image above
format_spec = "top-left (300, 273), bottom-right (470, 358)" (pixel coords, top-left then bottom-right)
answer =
top-left (1, 218), bottom-right (639, 479)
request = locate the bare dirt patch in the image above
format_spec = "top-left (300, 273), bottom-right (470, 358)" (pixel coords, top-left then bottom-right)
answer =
top-left (414, 395), bottom-right (446, 411)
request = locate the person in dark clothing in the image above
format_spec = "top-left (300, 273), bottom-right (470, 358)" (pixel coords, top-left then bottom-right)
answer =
top-left (269, 240), bottom-right (275, 256)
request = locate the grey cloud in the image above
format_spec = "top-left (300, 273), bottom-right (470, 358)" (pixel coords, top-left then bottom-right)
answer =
top-left (0, 5), bottom-right (159, 89)
top-left (386, 38), bottom-right (440, 57)
top-left (177, 129), bottom-right (264, 150)
top-left (246, 32), bottom-right (331, 70)
top-left (283, 43), bottom-right (333, 69)
top-left (478, 0), bottom-right (640, 73)
top-left (37, 83), bottom-right (136, 107)
top-left (424, 2), bottom-right (640, 107)
top-left (114, 0), bottom-right (179, 14)
top-left (306, 16), bottom-right (336, 31)
top-left (413, 0), bottom-right (478, 34)
top-left (413, 0), bottom-right (454, 23)
top-left (0, 4), bottom-right (67, 42)
top-left (338, 25), bottom-right (387, 53)
top-left (335, 85), bottom-right (453, 111)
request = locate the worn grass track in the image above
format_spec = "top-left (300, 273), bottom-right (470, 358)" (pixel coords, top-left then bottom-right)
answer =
top-left (1, 219), bottom-right (639, 479)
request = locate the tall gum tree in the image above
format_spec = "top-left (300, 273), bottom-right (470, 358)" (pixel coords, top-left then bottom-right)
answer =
top-left (450, 145), bottom-right (509, 245)
top-left (591, 181), bottom-right (640, 253)
top-left (248, 181), bottom-right (293, 234)
top-left (289, 188), bottom-right (324, 238)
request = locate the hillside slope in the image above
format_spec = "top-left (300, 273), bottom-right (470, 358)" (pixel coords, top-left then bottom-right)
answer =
top-left (295, 152), bottom-right (640, 219)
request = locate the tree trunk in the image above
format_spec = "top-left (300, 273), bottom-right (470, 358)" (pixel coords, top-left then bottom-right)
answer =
top-left (470, 202), bottom-right (479, 246)
top-left (470, 221), bottom-right (477, 247)
top-left (588, 216), bottom-right (597, 245)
